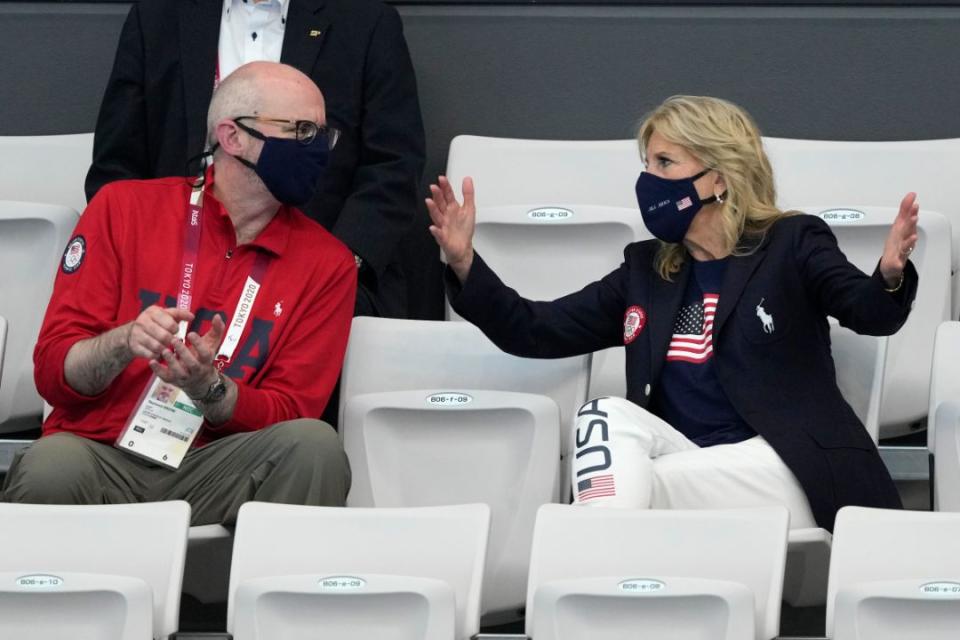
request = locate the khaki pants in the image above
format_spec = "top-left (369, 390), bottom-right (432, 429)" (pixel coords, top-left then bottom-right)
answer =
top-left (1, 419), bottom-right (350, 526)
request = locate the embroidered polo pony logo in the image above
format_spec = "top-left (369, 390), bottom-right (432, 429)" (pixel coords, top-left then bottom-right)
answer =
top-left (756, 298), bottom-right (775, 334)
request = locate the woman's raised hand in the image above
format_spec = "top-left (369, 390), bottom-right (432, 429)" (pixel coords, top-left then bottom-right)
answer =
top-left (427, 175), bottom-right (476, 283)
top-left (879, 192), bottom-right (919, 288)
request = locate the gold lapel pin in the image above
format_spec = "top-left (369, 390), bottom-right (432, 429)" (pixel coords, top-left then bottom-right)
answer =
top-left (309, 29), bottom-right (323, 37)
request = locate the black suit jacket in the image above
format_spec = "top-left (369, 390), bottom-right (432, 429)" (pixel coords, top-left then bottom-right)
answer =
top-left (448, 214), bottom-right (916, 531)
top-left (86, 0), bottom-right (425, 318)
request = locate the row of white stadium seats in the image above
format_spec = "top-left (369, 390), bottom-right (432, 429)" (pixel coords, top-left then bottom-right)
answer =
top-left (1, 501), bottom-right (959, 640)
top-left (2, 312), bottom-right (960, 620)
top-left (2, 134), bottom-right (958, 439)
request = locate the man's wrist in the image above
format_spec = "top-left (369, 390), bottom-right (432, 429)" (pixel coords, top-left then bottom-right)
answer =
top-left (119, 322), bottom-right (136, 360)
top-left (186, 369), bottom-right (224, 403)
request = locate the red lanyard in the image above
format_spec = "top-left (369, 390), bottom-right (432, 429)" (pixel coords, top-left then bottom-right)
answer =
top-left (177, 188), bottom-right (205, 315)
top-left (178, 185), bottom-right (272, 368)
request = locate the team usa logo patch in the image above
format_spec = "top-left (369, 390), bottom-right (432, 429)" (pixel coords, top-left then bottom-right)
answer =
top-left (61, 235), bottom-right (86, 274)
top-left (623, 304), bottom-right (647, 344)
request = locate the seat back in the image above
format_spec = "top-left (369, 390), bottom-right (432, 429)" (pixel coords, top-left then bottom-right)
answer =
top-left (227, 502), bottom-right (490, 640)
top-left (929, 321), bottom-right (960, 449)
top-left (764, 136), bottom-right (960, 314)
top-left (830, 321), bottom-right (887, 443)
top-left (0, 571), bottom-right (153, 640)
top-left (0, 501), bottom-right (190, 639)
top-left (445, 135), bottom-right (643, 209)
top-left (340, 317), bottom-right (587, 616)
top-left (826, 507), bottom-right (960, 638)
top-left (526, 504), bottom-right (790, 640)
top-left (468, 203), bottom-right (651, 401)
top-left (340, 317), bottom-right (589, 447)
top-left (793, 208), bottom-right (951, 437)
top-left (0, 201), bottom-right (79, 429)
top-left (0, 315), bottom-right (7, 388)
top-left (445, 136), bottom-right (647, 403)
top-left (344, 389), bottom-right (559, 617)
top-left (929, 322), bottom-right (960, 511)
top-left (0, 134), bottom-right (93, 215)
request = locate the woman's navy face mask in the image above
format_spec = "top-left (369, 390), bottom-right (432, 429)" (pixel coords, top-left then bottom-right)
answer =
top-left (634, 168), bottom-right (721, 243)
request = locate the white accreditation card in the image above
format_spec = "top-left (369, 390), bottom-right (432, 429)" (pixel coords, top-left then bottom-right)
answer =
top-left (115, 376), bottom-right (204, 469)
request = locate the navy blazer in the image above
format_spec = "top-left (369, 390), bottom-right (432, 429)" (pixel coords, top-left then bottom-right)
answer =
top-left (448, 214), bottom-right (917, 531)
top-left (86, 0), bottom-right (426, 318)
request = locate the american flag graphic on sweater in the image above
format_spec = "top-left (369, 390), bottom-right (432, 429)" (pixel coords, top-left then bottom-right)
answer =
top-left (666, 293), bottom-right (719, 364)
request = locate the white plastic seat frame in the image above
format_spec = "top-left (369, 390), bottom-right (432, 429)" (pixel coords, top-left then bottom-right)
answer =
top-left (340, 317), bottom-right (587, 618)
top-left (763, 136), bottom-right (960, 317)
top-left (827, 506), bottom-right (960, 640)
top-left (0, 501), bottom-right (190, 640)
top-left (0, 133), bottom-right (93, 215)
top-left (929, 321), bottom-right (960, 512)
top-left (0, 201), bottom-right (80, 430)
top-left (0, 571), bottom-right (153, 640)
top-left (227, 502), bottom-right (490, 640)
top-left (445, 135), bottom-right (645, 403)
top-left (454, 203), bottom-right (651, 402)
top-left (526, 504), bottom-right (790, 640)
top-left (343, 388), bottom-right (559, 618)
top-left (0, 315), bottom-right (7, 387)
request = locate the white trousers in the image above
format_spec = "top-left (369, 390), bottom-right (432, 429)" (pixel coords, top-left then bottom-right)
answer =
top-left (572, 397), bottom-right (817, 529)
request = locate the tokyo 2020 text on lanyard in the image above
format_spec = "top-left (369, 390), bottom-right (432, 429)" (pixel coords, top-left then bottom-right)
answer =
top-left (116, 182), bottom-right (272, 469)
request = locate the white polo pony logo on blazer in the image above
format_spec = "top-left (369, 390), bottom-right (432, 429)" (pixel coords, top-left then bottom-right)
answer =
top-left (756, 298), bottom-right (775, 334)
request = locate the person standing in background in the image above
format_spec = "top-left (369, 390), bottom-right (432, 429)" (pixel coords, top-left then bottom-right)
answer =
top-left (86, 0), bottom-right (426, 319)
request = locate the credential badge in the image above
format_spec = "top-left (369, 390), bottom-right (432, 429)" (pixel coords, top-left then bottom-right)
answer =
top-left (623, 305), bottom-right (647, 344)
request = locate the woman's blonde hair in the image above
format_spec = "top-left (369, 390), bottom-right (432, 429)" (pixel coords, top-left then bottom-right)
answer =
top-left (637, 95), bottom-right (787, 279)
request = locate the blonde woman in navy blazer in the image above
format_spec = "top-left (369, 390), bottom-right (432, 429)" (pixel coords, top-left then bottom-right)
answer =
top-left (427, 96), bottom-right (918, 532)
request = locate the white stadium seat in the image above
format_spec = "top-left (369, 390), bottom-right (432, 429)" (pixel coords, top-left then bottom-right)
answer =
top-left (445, 136), bottom-right (643, 210)
top-left (461, 203), bottom-right (651, 401)
top-left (764, 136), bottom-right (960, 314)
top-left (445, 136), bottom-right (646, 402)
top-left (791, 208), bottom-right (951, 438)
top-left (0, 316), bottom-right (6, 388)
top-left (830, 322), bottom-right (888, 444)
top-left (929, 321), bottom-right (960, 512)
top-left (526, 504), bottom-right (790, 640)
top-left (827, 507), bottom-right (960, 640)
top-left (0, 134), bottom-right (93, 215)
top-left (0, 201), bottom-right (80, 431)
top-left (0, 571), bottom-right (152, 640)
top-left (0, 501), bottom-right (190, 640)
top-left (340, 317), bottom-right (587, 619)
top-left (228, 502), bottom-right (490, 640)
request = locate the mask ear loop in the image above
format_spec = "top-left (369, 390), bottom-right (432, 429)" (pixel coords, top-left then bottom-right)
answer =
top-left (185, 148), bottom-right (216, 188)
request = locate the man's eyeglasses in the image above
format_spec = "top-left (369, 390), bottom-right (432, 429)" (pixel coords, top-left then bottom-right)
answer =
top-left (234, 115), bottom-right (341, 149)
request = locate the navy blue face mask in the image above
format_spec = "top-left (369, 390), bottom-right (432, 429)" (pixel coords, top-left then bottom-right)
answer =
top-left (232, 119), bottom-right (330, 206)
top-left (635, 168), bottom-right (723, 243)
